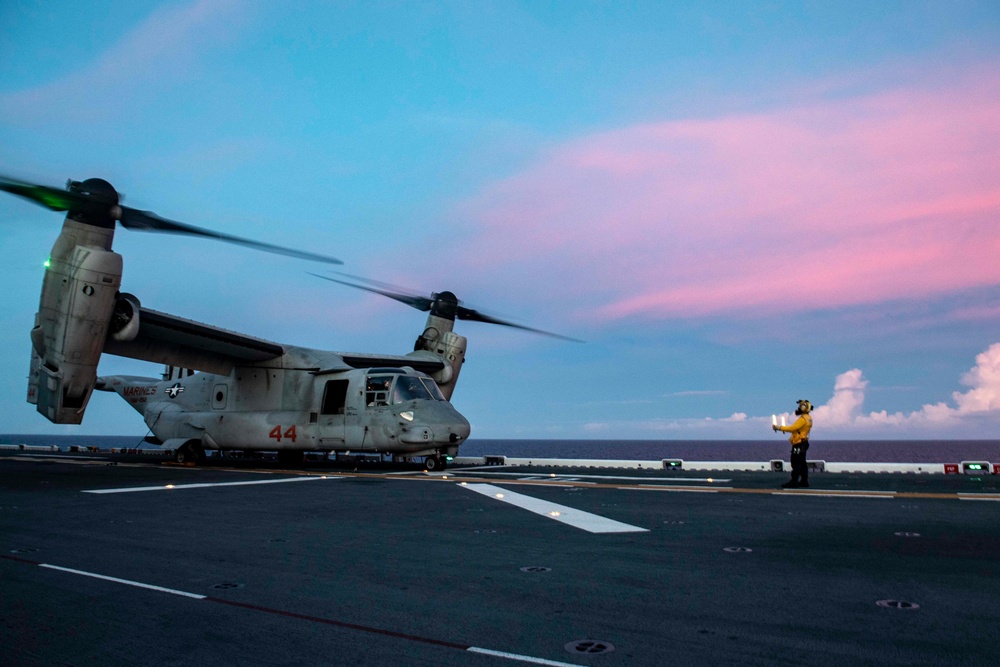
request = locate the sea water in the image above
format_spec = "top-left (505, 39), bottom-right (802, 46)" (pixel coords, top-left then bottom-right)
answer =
top-left (462, 439), bottom-right (1000, 463)
top-left (3, 434), bottom-right (999, 463)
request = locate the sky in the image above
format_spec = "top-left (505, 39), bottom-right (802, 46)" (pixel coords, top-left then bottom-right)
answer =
top-left (1, 0), bottom-right (999, 441)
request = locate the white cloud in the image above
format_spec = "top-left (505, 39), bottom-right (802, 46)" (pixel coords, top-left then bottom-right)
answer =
top-left (812, 369), bottom-right (867, 426)
top-left (815, 342), bottom-right (1000, 430)
top-left (953, 343), bottom-right (1000, 413)
top-left (580, 342), bottom-right (1000, 438)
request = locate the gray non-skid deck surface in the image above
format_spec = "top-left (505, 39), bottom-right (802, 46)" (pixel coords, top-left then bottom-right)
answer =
top-left (2, 452), bottom-right (998, 666)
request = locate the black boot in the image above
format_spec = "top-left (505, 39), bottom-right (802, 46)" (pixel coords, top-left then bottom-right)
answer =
top-left (781, 479), bottom-right (799, 488)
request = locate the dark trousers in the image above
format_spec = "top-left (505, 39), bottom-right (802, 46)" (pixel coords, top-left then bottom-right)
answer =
top-left (790, 441), bottom-right (809, 485)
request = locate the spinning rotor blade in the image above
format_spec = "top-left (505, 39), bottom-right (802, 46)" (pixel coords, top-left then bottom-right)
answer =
top-left (310, 272), bottom-right (582, 342)
top-left (1, 174), bottom-right (342, 265)
top-left (307, 273), bottom-right (434, 310)
top-left (119, 208), bottom-right (343, 265)
top-left (0, 174), bottom-right (96, 212)
top-left (454, 305), bottom-right (582, 342)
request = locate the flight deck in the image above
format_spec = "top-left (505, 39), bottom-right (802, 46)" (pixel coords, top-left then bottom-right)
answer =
top-left (2, 449), bottom-right (998, 666)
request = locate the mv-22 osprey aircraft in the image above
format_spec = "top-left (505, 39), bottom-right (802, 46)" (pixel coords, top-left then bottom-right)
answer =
top-left (1, 175), bottom-right (574, 469)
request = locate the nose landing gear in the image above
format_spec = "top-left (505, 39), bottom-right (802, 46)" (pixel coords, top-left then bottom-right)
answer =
top-left (424, 455), bottom-right (447, 471)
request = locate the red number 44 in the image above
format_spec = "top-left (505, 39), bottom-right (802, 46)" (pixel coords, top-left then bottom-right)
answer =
top-left (269, 425), bottom-right (297, 442)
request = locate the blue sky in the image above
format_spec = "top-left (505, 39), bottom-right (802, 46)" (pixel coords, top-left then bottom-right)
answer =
top-left (2, 1), bottom-right (999, 440)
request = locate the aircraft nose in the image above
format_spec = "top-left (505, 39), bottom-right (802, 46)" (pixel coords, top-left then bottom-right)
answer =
top-left (455, 411), bottom-right (471, 438)
top-left (405, 401), bottom-right (470, 444)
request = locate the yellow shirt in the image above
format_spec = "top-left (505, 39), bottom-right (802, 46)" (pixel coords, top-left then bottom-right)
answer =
top-left (778, 414), bottom-right (812, 445)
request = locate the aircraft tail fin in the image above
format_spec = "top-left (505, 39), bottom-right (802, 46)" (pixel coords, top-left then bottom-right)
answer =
top-left (94, 375), bottom-right (161, 416)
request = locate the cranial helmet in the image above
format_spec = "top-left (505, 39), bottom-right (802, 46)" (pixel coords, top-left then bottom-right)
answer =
top-left (795, 399), bottom-right (813, 415)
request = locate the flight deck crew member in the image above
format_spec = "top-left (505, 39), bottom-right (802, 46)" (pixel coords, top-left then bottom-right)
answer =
top-left (773, 399), bottom-right (813, 488)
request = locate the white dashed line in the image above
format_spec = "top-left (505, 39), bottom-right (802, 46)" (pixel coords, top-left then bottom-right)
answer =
top-left (959, 495), bottom-right (1000, 502)
top-left (467, 646), bottom-right (583, 666)
top-left (13, 559), bottom-right (585, 667)
top-left (82, 476), bottom-right (334, 494)
top-left (771, 492), bottom-right (894, 499)
top-left (39, 564), bottom-right (207, 599)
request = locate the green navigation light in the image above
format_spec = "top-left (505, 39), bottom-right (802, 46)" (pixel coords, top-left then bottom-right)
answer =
top-left (44, 257), bottom-right (51, 269)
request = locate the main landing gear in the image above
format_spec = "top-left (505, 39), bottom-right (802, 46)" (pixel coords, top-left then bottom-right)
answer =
top-left (277, 450), bottom-right (305, 466)
top-left (174, 442), bottom-right (204, 465)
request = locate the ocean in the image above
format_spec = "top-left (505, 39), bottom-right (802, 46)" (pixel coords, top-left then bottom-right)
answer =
top-left (3, 434), bottom-right (999, 463)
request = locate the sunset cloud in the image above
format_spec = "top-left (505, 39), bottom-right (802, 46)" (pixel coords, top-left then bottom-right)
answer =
top-left (454, 71), bottom-right (1000, 323)
top-left (0, 0), bottom-right (244, 125)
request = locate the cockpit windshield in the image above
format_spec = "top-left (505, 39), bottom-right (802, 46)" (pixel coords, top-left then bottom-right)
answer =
top-left (391, 375), bottom-right (433, 404)
top-left (420, 377), bottom-right (446, 401)
top-left (366, 371), bottom-right (447, 407)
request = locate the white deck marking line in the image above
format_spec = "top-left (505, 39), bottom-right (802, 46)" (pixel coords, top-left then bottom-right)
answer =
top-left (467, 646), bottom-right (583, 666)
top-left (771, 492), bottom-right (894, 499)
top-left (959, 495), bottom-right (1000, 501)
top-left (12, 453), bottom-right (108, 459)
top-left (779, 488), bottom-right (897, 495)
top-left (460, 483), bottom-right (648, 533)
top-left (622, 486), bottom-right (723, 493)
top-left (14, 457), bottom-right (157, 469)
top-left (82, 476), bottom-right (333, 494)
top-left (39, 564), bottom-right (207, 599)
top-left (454, 470), bottom-right (730, 483)
top-left (514, 476), bottom-right (586, 484)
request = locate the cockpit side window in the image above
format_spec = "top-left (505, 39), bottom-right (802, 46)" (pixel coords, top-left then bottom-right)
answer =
top-left (366, 375), bottom-right (393, 407)
top-left (420, 377), bottom-right (446, 401)
top-left (392, 375), bottom-right (433, 404)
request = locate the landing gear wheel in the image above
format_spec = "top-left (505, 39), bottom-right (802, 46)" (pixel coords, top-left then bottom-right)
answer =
top-left (174, 443), bottom-right (203, 465)
top-left (425, 456), bottom-right (446, 471)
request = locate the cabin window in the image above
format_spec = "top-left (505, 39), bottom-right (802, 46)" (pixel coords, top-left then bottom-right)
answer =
top-left (366, 375), bottom-right (393, 407)
top-left (321, 379), bottom-right (348, 415)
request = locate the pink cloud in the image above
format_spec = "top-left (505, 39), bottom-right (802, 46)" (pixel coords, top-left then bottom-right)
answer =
top-left (452, 71), bottom-right (1000, 321)
top-left (0, 0), bottom-right (245, 125)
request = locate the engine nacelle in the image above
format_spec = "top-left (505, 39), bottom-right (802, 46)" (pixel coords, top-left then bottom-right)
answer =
top-left (434, 331), bottom-right (466, 400)
top-left (413, 308), bottom-right (468, 401)
top-left (29, 232), bottom-right (122, 424)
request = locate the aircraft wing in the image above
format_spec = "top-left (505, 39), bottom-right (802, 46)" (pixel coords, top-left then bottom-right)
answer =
top-left (103, 307), bottom-right (285, 375)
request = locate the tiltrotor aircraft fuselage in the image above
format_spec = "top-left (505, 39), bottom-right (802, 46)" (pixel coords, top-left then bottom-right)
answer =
top-left (3, 175), bottom-right (568, 469)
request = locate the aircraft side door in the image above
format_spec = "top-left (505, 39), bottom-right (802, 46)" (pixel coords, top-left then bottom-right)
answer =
top-left (316, 379), bottom-right (348, 447)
